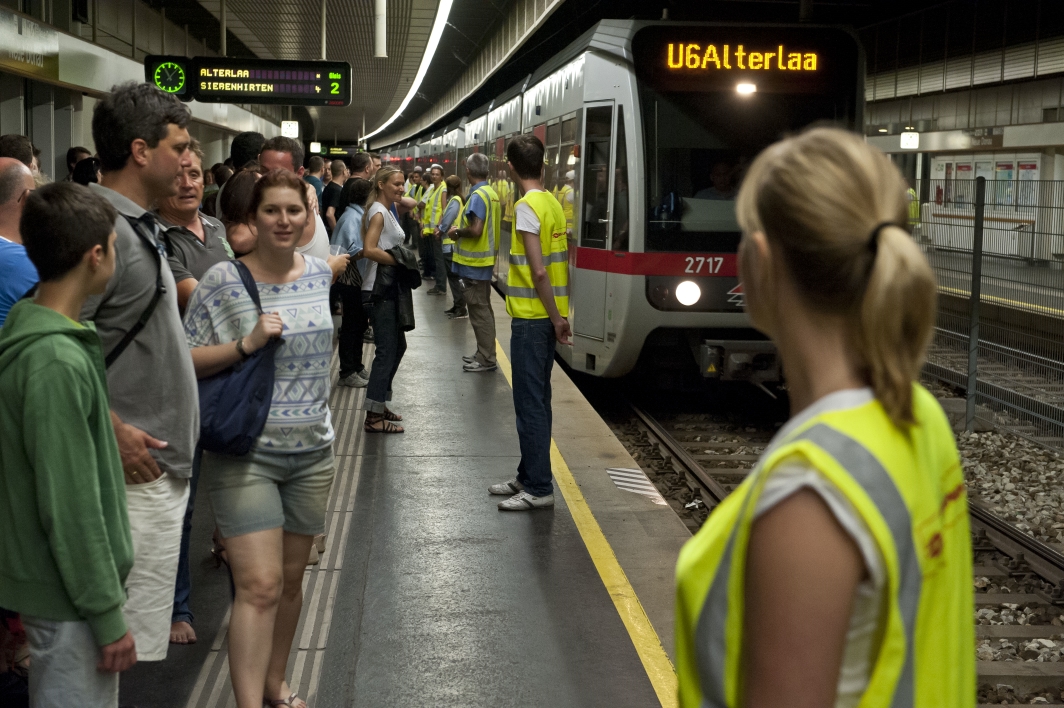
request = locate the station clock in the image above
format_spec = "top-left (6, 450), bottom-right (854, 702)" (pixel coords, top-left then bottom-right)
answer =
top-left (153, 61), bottom-right (186, 94)
top-left (144, 56), bottom-right (191, 101)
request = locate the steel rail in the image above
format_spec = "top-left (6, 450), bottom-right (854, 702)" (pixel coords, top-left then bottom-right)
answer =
top-left (629, 403), bottom-right (730, 505)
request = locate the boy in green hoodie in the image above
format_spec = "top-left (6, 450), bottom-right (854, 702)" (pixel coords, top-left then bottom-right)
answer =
top-left (0, 182), bottom-right (136, 707)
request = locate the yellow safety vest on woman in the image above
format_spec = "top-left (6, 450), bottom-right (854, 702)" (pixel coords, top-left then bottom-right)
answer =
top-left (454, 184), bottom-right (500, 268)
top-left (506, 191), bottom-right (569, 319)
top-left (442, 194), bottom-right (466, 249)
top-left (422, 184), bottom-right (445, 235)
top-left (675, 384), bottom-right (974, 708)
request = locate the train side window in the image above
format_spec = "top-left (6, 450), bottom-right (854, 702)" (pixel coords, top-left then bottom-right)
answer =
top-left (545, 122), bottom-right (561, 193)
top-left (581, 105), bottom-right (613, 249)
top-left (611, 106), bottom-right (629, 252)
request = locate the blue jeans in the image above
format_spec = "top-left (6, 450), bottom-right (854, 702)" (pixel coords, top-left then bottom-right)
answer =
top-left (171, 447), bottom-right (200, 626)
top-left (511, 318), bottom-right (556, 497)
top-left (363, 292), bottom-right (407, 413)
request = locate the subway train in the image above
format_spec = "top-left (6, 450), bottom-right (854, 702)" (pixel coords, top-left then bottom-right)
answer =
top-left (379, 20), bottom-right (864, 386)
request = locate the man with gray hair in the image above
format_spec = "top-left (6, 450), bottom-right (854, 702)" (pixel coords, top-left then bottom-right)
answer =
top-left (447, 152), bottom-right (501, 371)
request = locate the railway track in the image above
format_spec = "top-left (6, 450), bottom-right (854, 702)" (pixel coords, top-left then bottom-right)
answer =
top-left (628, 404), bottom-right (1064, 705)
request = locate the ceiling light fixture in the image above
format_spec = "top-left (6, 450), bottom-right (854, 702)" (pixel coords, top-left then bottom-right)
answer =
top-left (363, 0), bottom-right (454, 141)
top-left (736, 83), bottom-right (756, 95)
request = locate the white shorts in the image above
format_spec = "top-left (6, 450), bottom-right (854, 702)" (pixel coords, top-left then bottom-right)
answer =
top-left (123, 473), bottom-right (189, 661)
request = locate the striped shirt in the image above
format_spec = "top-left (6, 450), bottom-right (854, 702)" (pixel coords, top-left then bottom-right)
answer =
top-left (184, 256), bottom-right (335, 452)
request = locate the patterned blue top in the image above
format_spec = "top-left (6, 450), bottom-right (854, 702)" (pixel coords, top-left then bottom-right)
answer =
top-left (184, 256), bottom-right (335, 452)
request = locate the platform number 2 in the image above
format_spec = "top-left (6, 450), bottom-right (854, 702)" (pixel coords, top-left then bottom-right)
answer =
top-left (330, 82), bottom-right (340, 95)
top-left (684, 256), bottom-right (724, 274)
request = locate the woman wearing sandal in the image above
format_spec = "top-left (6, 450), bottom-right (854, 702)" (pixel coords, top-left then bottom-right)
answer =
top-left (361, 166), bottom-right (409, 433)
top-left (184, 170), bottom-right (338, 708)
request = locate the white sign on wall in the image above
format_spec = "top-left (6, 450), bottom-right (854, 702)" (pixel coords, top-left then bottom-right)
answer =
top-left (309, 142), bottom-right (322, 154)
top-left (281, 120), bottom-right (299, 138)
top-left (899, 131), bottom-right (920, 150)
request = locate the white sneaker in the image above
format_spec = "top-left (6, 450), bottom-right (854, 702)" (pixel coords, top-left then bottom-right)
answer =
top-left (498, 490), bottom-right (555, 511)
top-left (358, 368), bottom-right (370, 381)
top-left (462, 354), bottom-right (476, 364)
top-left (464, 361), bottom-right (497, 373)
top-left (338, 372), bottom-right (368, 388)
top-left (488, 478), bottom-right (524, 495)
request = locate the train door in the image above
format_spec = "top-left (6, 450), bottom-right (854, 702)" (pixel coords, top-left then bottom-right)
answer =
top-left (573, 101), bottom-right (614, 341)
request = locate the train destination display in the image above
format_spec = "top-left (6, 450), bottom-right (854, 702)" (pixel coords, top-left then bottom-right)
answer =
top-left (666, 44), bottom-right (819, 72)
top-left (633, 26), bottom-right (860, 95)
top-left (145, 56), bottom-right (352, 106)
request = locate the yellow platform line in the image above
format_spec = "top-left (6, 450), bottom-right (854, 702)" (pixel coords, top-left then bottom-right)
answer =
top-left (939, 284), bottom-right (1064, 319)
top-left (495, 341), bottom-right (678, 708)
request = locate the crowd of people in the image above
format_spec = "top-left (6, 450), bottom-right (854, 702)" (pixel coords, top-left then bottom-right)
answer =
top-left (0, 77), bottom-right (976, 708)
top-left (0, 80), bottom-right (575, 708)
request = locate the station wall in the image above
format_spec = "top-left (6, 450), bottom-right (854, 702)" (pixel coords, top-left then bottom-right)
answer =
top-left (0, 3), bottom-right (280, 180)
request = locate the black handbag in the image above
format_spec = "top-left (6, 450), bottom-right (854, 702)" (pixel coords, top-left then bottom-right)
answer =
top-left (197, 262), bottom-right (282, 456)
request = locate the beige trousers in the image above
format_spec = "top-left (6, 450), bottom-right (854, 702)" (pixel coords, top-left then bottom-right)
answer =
top-left (463, 279), bottom-right (497, 366)
top-left (123, 473), bottom-right (189, 661)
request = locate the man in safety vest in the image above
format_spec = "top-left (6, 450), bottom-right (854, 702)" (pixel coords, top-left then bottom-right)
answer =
top-left (419, 165), bottom-right (445, 289)
top-left (494, 169), bottom-right (513, 231)
top-left (557, 170), bottom-right (575, 234)
top-left (488, 135), bottom-right (571, 511)
top-left (907, 185), bottom-right (921, 232)
top-left (406, 168), bottom-right (432, 277)
top-left (447, 152), bottom-right (501, 372)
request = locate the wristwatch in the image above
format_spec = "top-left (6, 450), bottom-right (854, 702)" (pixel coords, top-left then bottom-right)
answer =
top-left (235, 336), bottom-right (250, 360)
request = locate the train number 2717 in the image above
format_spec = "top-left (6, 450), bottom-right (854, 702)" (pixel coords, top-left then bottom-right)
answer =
top-left (684, 256), bottom-right (724, 274)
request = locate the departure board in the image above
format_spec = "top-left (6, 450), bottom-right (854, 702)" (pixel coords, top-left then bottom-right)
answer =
top-left (144, 55), bottom-right (352, 106)
top-left (193, 58), bottom-right (351, 106)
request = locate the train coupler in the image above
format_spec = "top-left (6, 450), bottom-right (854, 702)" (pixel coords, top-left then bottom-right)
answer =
top-left (699, 340), bottom-right (780, 384)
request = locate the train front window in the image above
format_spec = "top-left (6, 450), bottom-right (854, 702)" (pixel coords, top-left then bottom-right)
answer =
top-left (633, 26), bottom-right (860, 253)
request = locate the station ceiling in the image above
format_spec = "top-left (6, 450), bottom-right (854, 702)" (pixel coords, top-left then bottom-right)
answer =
top-left (185, 0), bottom-right (1055, 144)
top-left (192, 0), bottom-right (515, 143)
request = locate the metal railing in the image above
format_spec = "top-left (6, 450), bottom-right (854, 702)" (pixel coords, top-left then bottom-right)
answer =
top-left (916, 177), bottom-right (1064, 445)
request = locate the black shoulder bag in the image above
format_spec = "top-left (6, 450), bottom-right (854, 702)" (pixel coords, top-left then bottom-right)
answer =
top-left (196, 262), bottom-right (282, 456)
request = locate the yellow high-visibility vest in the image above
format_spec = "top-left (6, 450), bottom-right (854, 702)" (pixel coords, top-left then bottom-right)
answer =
top-left (908, 187), bottom-right (920, 226)
top-left (495, 179), bottom-right (513, 222)
top-left (556, 183), bottom-right (574, 231)
top-left (506, 191), bottom-right (569, 320)
top-left (422, 184), bottom-right (445, 235)
top-left (454, 183), bottom-right (500, 269)
top-left (442, 194), bottom-right (466, 248)
top-left (675, 385), bottom-right (974, 708)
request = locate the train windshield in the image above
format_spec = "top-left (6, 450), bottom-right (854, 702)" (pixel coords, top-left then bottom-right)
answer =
top-left (632, 26), bottom-right (861, 253)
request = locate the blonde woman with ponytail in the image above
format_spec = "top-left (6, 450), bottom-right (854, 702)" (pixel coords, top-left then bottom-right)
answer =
top-left (675, 128), bottom-right (974, 708)
top-left (360, 165), bottom-right (409, 433)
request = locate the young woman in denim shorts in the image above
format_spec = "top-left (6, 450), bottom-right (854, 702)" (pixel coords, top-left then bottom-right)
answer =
top-left (184, 169), bottom-right (334, 708)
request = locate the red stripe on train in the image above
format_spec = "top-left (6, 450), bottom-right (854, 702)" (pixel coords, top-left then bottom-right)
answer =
top-left (573, 247), bottom-right (738, 277)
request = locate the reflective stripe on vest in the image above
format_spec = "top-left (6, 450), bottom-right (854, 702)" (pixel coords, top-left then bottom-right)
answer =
top-left (694, 423), bottom-right (921, 708)
top-left (454, 184), bottom-right (500, 267)
top-left (422, 185), bottom-right (444, 233)
top-left (506, 191), bottom-right (569, 319)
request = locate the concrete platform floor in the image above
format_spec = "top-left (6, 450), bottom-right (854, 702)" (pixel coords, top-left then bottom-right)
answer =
top-left (123, 283), bottom-right (689, 708)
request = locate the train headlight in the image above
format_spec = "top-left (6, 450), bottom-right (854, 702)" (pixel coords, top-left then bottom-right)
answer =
top-left (736, 83), bottom-right (756, 95)
top-left (676, 280), bottom-right (701, 306)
